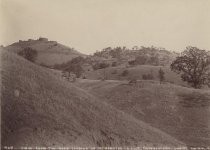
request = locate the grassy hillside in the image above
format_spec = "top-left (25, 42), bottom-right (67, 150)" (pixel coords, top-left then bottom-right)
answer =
top-left (0, 50), bottom-right (184, 148)
top-left (75, 79), bottom-right (210, 147)
top-left (84, 65), bottom-right (187, 87)
top-left (4, 38), bottom-right (85, 66)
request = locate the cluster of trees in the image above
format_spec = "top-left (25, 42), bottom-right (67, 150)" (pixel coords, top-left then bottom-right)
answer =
top-left (58, 46), bottom-right (210, 88)
top-left (128, 55), bottom-right (159, 66)
top-left (54, 56), bottom-right (86, 80)
top-left (94, 46), bottom-right (168, 58)
top-left (54, 55), bottom-right (113, 81)
top-left (17, 46), bottom-right (209, 88)
top-left (96, 46), bottom-right (210, 89)
top-left (94, 47), bottom-right (126, 59)
top-left (93, 46), bottom-right (172, 66)
top-left (54, 46), bottom-right (210, 89)
top-left (62, 56), bottom-right (85, 78)
top-left (128, 46), bottom-right (210, 88)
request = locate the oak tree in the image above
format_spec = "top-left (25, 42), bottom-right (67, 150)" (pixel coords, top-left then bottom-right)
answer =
top-left (171, 46), bottom-right (210, 88)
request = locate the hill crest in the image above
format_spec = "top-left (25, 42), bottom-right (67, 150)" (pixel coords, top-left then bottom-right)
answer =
top-left (4, 37), bottom-right (85, 66)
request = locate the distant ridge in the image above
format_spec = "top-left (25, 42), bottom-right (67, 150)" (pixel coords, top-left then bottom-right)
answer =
top-left (4, 37), bottom-right (85, 66)
top-left (92, 46), bottom-right (179, 66)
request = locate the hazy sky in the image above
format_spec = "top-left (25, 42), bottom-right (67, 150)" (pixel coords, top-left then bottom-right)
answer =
top-left (1, 0), bottom-right (210, 54)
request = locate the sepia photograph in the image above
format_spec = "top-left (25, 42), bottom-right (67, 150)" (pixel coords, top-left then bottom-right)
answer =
top-left (0, 0), bottom-right (210, 149)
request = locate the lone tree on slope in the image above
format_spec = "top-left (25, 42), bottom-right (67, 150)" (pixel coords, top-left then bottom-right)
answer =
top-left (171, 46), bottom-right (210, 88)
top-left (158, 68), bottom-right (165, 84)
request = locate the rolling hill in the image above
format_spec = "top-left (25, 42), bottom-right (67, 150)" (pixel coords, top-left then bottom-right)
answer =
top-left (75, 79), bottom-right (210, 147)
top-left (4, 37), bottom-right (85, 66)
top-left (84, 65), bottom-right (187, 87)
top-left (0, 49), bottom-right (185, 148)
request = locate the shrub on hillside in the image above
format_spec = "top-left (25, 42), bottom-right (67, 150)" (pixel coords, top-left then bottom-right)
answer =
top-left (149, 56), bottom-right (159, 66)
top-left (112, 62), bottom-right (117, 67)
top-left (17, 47), bottom-right (38, 62)
top-left (158, 68), bottom-right (165, 84)
top-left (135, 55), bottom-right (148, 65)
top-left (71, 56), bottom-right (86, 65)
top-left (128, 60), bottom-right (136, 66)
top-left (142, 72), bottom-right (154, 80)
top-left (207, 73), bottom-right (210, 88)
top-left (121, 70), bottom-right (129, 76)
top-left (128, 55), bottom-right (149, 66)
top-left (111, 70), bottom-right (117, 74)
top-left (53, 56), bottom-right (86, 70)
top-left (129, 78), bottom-right (137, 84)
top-left (93, 62), bottom-right (110, 70)
top-left (40, 63), bottom-right (51, 68)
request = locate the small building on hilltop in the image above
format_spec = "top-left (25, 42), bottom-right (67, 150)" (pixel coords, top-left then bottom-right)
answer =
top-left (38, 37), bottom-right (48, 42)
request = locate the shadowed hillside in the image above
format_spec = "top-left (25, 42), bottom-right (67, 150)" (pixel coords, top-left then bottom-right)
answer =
top-left (4, 38), bottom-right (85, 66)
top-left (75, 79), bottom-right (210, 147)
top-left (0, 50), bottom-right (184, 148)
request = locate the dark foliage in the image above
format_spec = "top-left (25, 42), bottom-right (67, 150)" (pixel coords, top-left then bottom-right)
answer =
top-left (121, 70), bottom-right (129, 76)
top-left (128, 60), bottom-right (136, 65)
top-left (112, 62), bottom-right (117, 67)
top-left (171, 46), bottom-right (210, 88)
top-left (111, 70), bottom-right (117, 74)
top-left (128, 55), bottom-right (159, 66)
top-left (134, 55), bottom-right (148, 65)
top-left (54, 56), bottom-right (86, 78)
top-left (93, 46), bottom-right (170, 66)
top-left (94, 47), bottom-right (126, 58)
top-left (129, 79), bottom-right (137, 84)
top-left (149, 56), bottom-right (159, 66)
top-left (64, 64), bottom-right (84, 78)
top-left (158, 68), bottom-right (165, 84)
top-left (17, 47), bottom-right (38, 62)
top-left (142, 72), bottom-right (154, 80)
top-left (93, 62), bottom-right (110, 70)
top-left (70, 56), bottom-right (86, 64)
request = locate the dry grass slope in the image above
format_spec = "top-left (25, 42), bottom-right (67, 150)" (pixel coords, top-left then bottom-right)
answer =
top-left (5, 39), bottom-right (85, 66)
top-left (75, 79), bottom-right (210, 147)
top-left (0, 50), bottom-right (184, 148)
